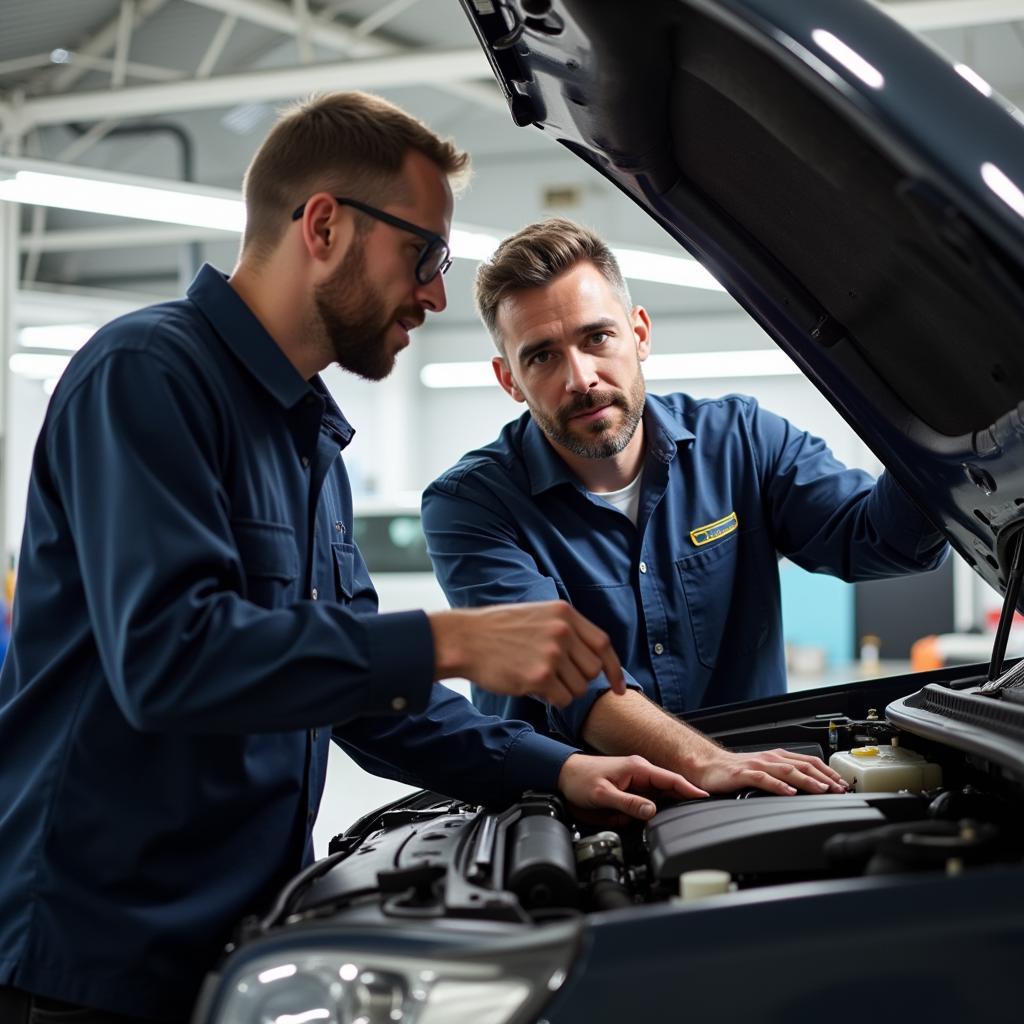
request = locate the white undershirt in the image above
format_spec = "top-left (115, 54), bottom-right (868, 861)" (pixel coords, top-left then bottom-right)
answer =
top-left (589, 469), bottom-right (644, 526)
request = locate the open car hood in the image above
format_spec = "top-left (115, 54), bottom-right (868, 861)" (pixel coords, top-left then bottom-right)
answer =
top-left (461, 0), bottom-right (1024, 604)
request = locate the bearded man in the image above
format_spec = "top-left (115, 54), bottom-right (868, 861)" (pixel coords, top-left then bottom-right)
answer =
top-left (422, 217), bottom-right (947, 797)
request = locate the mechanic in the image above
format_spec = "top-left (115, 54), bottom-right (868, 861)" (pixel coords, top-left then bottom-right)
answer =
top-left (0, 98), bottom-right (702, 1024)
top-left (422, 217), bottom-right (949, 797)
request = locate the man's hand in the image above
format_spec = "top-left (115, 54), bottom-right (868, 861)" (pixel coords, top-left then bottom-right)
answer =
top-left (689, 747), bottom-right (847, 796)
top-left (428, 601), bottom-right (624, 708)
top-left (557, 753), bottom-right (708, 822)
top-left (582, 689), bottom-right (848, 796)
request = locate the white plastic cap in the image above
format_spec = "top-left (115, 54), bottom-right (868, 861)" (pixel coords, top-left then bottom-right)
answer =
top-left (679, 869), bottom-right (732, 901)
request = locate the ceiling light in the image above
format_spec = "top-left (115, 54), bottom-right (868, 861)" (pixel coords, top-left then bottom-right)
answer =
top-left (18, 324), bottom-right (97, 351)
top-left (612, 247), bottom-right (723, 291)
top-left (644, 350), bottom-right (799, 379)
top-left (449, 226), bottom-right (500, 261)
top-left (419, 349), bottom-right (799, 389)
top-left (812, 29), bottom-right (884, 89)
top-left (9, 353), bottom-right (73, 380)
top-left (0, 158), bottom-right (725, 293)
top-left (0, 159), bottom-right (244, 232)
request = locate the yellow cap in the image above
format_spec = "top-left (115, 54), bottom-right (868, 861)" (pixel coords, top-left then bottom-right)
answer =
top-left (851, 746), bottom-right (879, 757)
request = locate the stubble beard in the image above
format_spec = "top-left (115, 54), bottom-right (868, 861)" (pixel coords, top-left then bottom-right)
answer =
top-left (313, 244), bottom-right (403, 382)
top-left (531, 365), bottom-right (647, 460)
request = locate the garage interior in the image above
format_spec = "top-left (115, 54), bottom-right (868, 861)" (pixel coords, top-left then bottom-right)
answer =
top-left (1, 0), bottom-right (1023, 840)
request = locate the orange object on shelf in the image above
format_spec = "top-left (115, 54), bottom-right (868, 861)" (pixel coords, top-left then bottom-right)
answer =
top-left (911, 635), bottom-right (943, 672)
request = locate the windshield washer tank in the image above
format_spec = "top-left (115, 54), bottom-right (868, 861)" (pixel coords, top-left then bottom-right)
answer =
top-left (829, 740), bottom-right (941, 793)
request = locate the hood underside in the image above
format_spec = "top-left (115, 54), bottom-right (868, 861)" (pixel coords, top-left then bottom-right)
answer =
top-left (462, 0), bottom-right (1024, 602)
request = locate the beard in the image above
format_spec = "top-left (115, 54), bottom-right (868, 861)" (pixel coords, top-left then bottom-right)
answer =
top-left (312, 244), bottom-right (420, 382)
top-left (529, 366), bottom-right (647, 460)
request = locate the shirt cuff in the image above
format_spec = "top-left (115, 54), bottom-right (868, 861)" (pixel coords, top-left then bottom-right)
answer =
top-left (875, 471), bottom-right (948, 564)
top-left (548, 672), bottom-right (645, 744)
top-left (360, 609), bottom-right (435, 715)
top-left (501, 727), bottom-right (579, 802)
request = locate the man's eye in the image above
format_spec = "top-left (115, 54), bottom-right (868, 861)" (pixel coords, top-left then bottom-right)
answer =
top-left (528, 351), bottom-right (552, 366)
top-left (590, 331), bottom-right (610, 345)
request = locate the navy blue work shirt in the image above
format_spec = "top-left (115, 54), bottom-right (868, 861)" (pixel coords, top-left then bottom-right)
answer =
top-left (0, 265), bottom-right (573, 1022)
top-left (422, 392), bottom-right (948, 742)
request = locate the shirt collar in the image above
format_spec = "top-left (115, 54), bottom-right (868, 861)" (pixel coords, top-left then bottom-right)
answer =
top-left (187, 264), bottom-right (354, 447)
top-left (644, 393), bottom-right (695, 461)
top-left (522, 394), bottom-right (695, 496)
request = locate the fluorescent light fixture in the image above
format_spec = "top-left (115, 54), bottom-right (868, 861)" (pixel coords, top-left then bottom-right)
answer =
top-left (812, 29), bottom-right (884, 89)
top-left (954, 63), bottom-right (993, 97)
top-left (982, 162), bottom-right (1024, 219)
top-left (9, 353), bottom-right (73, 380)
top-left (0, 170), bottom-right (244, 231)
top-left (645, 349), bottom-right (799, 380)
top-left (18, 323), bottom-right (97, 351)
top-left (420, 349), bottom-right (799, 389)
top-left (0, 157), bottom-right (724, 293)
top-left (611, 247), bottom-right (723, 291)
top-left (420, 361), bottom-right (494, 389)
top-left (450, 226), bottom-right (500, 261)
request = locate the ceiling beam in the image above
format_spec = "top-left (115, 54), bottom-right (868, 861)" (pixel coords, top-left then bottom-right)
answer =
top-left (182, 0), bottom-right (505, 110)
top-left (11, 48), bottom-right (490, 130)
top-left (879, 1), bottom-right (1024, 31)
top-left (30, 0), bottom-right (171, 95)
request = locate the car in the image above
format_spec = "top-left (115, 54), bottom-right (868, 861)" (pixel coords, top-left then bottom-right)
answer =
top-left (192, 1), bottom-right (1024, 1021)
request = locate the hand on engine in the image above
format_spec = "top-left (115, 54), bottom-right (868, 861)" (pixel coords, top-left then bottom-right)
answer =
top-left (692, 747), bottom-right (848, 796)
top-left (557, 753), bottom-right (708, 822)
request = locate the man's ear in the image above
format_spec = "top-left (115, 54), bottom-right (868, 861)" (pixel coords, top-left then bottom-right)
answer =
top-left (492, 356), bottom-right (526, 403)
top-left (298, 193), bottom-right (355, 265)
top-left (632, 305), bottom-right (652, 362)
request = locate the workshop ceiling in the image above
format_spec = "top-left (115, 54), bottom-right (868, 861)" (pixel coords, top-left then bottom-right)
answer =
top-left (1, 0), bottom-right (1023, 317)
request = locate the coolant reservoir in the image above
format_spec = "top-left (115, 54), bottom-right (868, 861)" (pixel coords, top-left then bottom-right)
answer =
top-left (829, 740), bottom-right (942, 793)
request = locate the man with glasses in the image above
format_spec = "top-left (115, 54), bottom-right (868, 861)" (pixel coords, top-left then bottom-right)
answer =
top-left (0, 93), bottom-right (699, 1024)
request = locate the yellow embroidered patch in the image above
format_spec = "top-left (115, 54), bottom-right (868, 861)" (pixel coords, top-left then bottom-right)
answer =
top-left (689, 511), bottom-right (738, 547)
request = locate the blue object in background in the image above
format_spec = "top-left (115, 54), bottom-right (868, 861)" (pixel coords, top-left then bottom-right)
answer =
top-left (779, 559), bottom-right (854, 667)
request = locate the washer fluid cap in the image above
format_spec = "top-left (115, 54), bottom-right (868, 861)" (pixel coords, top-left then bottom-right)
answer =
top-left (852, 746), bottom-right (879, 757)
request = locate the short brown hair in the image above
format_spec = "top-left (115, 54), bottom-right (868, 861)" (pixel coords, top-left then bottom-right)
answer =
top-left (241, 90), bottom-right (470, 262)
top-left (475, 217), bottom-right (632, 351)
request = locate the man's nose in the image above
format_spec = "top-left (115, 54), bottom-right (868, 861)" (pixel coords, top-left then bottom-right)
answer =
top-left (415, 272), bottom-right (447, 314)
top-left (564, 350), bottom-right (598, 393)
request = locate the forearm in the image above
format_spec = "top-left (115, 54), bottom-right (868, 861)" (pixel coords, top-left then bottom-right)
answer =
top-left (581, 688), bottom-right (721, 775)
top-left (582, 688), bottom-right (848, 796)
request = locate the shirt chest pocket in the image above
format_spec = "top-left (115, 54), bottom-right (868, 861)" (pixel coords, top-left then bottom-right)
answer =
top-left (332, 540), bottom-right (355, 603)
top-left (675, 530), bottom-right (770, 669)
top-left (231, 519), bottom-right (299, 608)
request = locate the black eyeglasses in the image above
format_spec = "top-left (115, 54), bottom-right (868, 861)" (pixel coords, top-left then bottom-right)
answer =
top-left (291, 196), bottom-right (452, 284)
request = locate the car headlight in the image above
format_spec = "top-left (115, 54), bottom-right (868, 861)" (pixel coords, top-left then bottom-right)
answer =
top-left (206, 929), bottom-right (576, 1024)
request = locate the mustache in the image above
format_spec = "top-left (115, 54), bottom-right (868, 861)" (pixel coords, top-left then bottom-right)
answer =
top-left (395, 305), bottom-right (425, 331)
top-left (560, 389), bottom-right (626, 420)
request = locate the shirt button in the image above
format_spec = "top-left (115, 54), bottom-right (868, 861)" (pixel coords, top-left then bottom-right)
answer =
top-left (653, 642), bottom-right (665, 655)
top-left (312, 728), bottom-right (319, 740)
top-left (335, 521), bottom-right (344, 533)
top-left (391, 696), bottom-right (407, 711)
top-left (301, 456), bottom-right (310, 468)
top-left (639, 562), bottom-right (648, 574)
top-left (311, 587), bottom-right (319, 600)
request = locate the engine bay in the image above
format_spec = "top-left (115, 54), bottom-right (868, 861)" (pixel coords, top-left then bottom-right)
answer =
top-left (263, 668), bottom-right (1024, 933)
